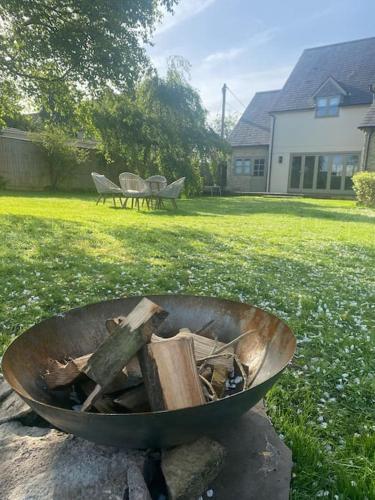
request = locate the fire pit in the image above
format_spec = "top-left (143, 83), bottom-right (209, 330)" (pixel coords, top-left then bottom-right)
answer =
top-left (2, 295), bottom-right (296, 448)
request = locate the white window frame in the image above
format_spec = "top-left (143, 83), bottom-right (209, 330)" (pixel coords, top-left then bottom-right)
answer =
top-left (234, 158), bottom-right (252, 175)
top-left (253, 158), bottom-right (265, 177)
top-left (315, 96), bottom-right (340, 117)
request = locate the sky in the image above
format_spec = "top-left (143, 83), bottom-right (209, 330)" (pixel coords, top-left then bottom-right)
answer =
top-left (148, 0), bottom-right (375, 120)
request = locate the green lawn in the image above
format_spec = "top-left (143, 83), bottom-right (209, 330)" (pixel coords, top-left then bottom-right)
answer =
top-left (0, 192), bottom-right (374, 499)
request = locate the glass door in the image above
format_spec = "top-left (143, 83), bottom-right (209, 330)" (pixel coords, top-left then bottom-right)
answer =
top-left (290, 156), bottom-right (302, 190)
top-left (316, 156), bottom-right (329, 190)
top-left (329, 155), bottom-right (344, 190)
top-left (344, 155), bottom-right (359, 191)
top-left (303, 156), bottom-right (316, 189)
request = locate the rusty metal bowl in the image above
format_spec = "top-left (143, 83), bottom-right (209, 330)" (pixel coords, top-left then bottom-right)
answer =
top-left (2, 295), bottom-right (296, 448)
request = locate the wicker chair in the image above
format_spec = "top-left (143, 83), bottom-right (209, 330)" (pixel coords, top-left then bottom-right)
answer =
top-left (118, 172), bottom-right (151, 209)
top-left (91, 172), bottom-right (123, 207)
top-left (155, 177), bottom-right (185, 209)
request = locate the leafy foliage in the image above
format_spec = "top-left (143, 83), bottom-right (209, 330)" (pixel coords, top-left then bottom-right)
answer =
top-left (0, 0), bottom-right (177, 96)
top-left (210, 112), bottom-right (239, 140)
top-left (0, 80), bottom-right (30, 129)
top-left (92, 61), bottom-right (228, 195)
top-left (353, 171), bottom-right (375, 207)
top-left (35, 127), bottom-right (88, 190)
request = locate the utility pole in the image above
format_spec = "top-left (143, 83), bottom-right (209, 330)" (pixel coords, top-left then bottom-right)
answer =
top-left (221, 83), bottom-right (227, 139)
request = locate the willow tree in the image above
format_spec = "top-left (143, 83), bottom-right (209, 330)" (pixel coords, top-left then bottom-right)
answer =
top-left (92, 60), bottom-right (228, 194)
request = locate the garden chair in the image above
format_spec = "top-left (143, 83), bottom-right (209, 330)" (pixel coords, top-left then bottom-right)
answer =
top-left (118, 172), bottom-right (151, 209)
top-left (91, 172), bottom-right (123, 207)
top-left (155, 177), bottom-right (185, 209)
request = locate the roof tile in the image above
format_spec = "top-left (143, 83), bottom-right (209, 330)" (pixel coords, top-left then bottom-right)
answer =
top-left (272, 37), bottom-right (375, 112)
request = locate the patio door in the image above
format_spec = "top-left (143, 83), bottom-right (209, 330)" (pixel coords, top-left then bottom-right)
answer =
top-left (289, 153), bottom-right (359, 194)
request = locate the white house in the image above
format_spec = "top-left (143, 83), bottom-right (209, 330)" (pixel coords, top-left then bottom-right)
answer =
top-left (228, 37), bottom-right (375, 195)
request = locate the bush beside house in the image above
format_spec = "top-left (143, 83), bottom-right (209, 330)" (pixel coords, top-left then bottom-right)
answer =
top-left (353, 171), bottom-right (375, 206)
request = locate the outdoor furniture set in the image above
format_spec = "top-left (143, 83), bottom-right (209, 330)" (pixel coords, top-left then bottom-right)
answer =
top-left (91, 172), bottom-right (185, 209)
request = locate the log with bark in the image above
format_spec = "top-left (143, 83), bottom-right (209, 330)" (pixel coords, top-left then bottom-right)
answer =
top-left (80, 298), bottom-right (168, 411)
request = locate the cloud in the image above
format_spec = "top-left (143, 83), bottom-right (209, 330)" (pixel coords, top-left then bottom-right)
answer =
top-left (201, 28), bottom-right (278, 68)
top-left (155, 0), bottom-right (216, 35)
top-left (246, 28), bottom-right (279, 48)
top-left (203, 47), bottom-right (246, 64)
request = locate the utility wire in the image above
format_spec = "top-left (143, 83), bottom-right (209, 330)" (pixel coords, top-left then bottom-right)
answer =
top-left (226, 85), bottom-right (247, 110)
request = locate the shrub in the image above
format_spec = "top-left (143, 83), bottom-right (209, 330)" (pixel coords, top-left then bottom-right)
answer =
top-left (352, 171), bottom-right (375, 207)
top-left (35, 127), bottom-right (88, 190)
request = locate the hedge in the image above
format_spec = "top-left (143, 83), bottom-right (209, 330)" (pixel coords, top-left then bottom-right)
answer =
top-left (352, 171), bottom-right (375, 207)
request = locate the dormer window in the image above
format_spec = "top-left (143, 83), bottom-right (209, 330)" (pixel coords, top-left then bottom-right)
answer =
top-left (316, 96), bottom-right (340, 117)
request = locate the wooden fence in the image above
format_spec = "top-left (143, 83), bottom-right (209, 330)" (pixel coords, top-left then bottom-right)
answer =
top-left (0, 128), bottom-right (121, 191)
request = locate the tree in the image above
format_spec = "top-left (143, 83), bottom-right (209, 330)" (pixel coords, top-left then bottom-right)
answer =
top-left (211, 112), bottom-right (239, 140)
top-left (92, 60), bottom-right (228, 195)
top-left (0, 0), bottom-right (178, 96)
top-left (0, 80), bottom-right (26, 128)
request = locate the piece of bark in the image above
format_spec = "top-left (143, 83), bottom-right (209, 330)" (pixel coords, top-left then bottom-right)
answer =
top-left (140, 337), bottom-right (205, 411)
top-left (161, 437), bottom-right (226, 500)
top-left (152, 331), bottom-right (234, 370)
top-left (114, 385), bottom-right (149, 412)
top-left (211, 364), bottom-right (228, 398)
top-left (81, 298), bottom-right (167, 411)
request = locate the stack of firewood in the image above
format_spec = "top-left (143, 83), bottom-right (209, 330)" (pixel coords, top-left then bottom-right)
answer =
top-left (43, 298), bottom-right (261, 414)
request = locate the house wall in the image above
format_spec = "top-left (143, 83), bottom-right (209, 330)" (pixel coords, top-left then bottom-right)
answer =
top-left (269, 105), bottom-right (369, 193)
top-left (228, 145), bottom-right (269, 192)
top-left (366, 130), bottom-right (375, 171)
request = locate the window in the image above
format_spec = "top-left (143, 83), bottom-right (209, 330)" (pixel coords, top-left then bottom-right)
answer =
top-left (316, 96), bottom-right (340, 117)
top-left (234, 158), bottom-right (251, 175)
top-left (253, 158), bottom-right (265, 176)
top-left (289, 153), bottom-right (359, 192)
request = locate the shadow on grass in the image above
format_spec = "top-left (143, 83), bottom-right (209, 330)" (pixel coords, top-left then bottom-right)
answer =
top-left (146, 197), bottom-right (375, 225)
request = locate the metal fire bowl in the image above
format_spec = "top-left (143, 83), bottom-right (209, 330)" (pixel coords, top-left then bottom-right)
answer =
top-left (2, 295), bottom-right (296, 449)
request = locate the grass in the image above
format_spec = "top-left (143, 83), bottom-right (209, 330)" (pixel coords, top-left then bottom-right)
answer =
top-left (0, 191), bottom-right (374, 499)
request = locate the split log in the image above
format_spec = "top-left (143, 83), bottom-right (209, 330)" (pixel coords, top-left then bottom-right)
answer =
top-left (81, 298), bottom-right (167, 411)
top-left (44, 353), bottom-right (142, 391)
top-left (114, 385), bottom-right (149, 412)
top-left (152, 330), bottom-right (234, 370)
top-left (161, 437), bottom-right (226, 500)
top-left (139, 337), bottom-right (205, 411)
